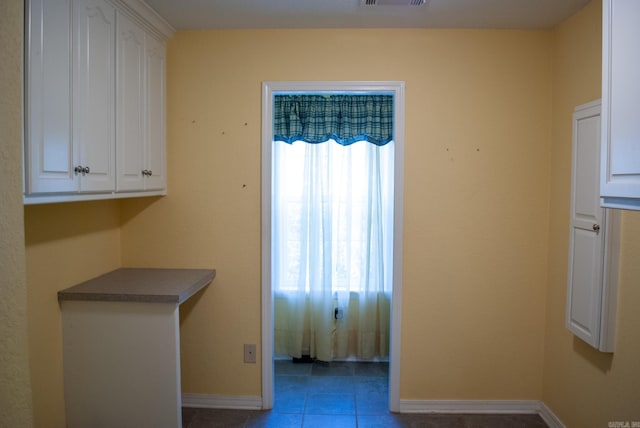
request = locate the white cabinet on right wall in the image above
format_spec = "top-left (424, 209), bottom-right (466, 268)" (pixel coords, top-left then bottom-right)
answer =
top-left (601, 0), bottom-right (640, 210)
top-left (567, 100), bottom-right (621, 352)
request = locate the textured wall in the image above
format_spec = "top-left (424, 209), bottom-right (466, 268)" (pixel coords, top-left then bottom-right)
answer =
top-left (120, 28), bottom-right (553, 400)
top-left (543, 1), bottom-right (640, 426)
top-left (0, 0), bottom-right (34, 426)
top-left (19, 4), bottom-right (123, 428)
top-left (24, 3), bottom-right (640, 425)
top-left (24, 201), bottom-right (122, 427)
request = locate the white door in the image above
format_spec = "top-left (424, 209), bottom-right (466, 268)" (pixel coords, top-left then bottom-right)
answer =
top-left (566, 100), bottom-right (619, 352)
top-left (144, 34), bottom-right (167, 191)
top-left (74, 0), bottom-right (116, 192)
top-left (116, 11), bottom-right (146, 192)
top-left (25, 0), bottom-right (78, 194)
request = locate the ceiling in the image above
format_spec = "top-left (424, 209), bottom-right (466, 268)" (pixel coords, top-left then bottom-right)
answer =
top-left (143, 0), bottom-right (591, 31)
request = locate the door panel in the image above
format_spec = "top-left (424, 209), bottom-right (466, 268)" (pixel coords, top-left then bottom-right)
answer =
top-left (116, 11), bottom-right (146, 191)
top-left (75, 0), bottom-right (116, 192)
top-left (566, 100), bottom-right (621, 352)
top-left (145, 34), bottom-right (166, 191)
top-left (566, 101), bottom-right (605, 348)
top-left (574, 114), bottom-right (601, 228)
top-left (26, 0), bottom-right (78, 193)
top-left (568, 228), bottom-right (602, 338)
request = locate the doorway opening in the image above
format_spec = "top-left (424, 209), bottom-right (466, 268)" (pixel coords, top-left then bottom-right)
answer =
top-left (261, 81), bottom-right (405, 411)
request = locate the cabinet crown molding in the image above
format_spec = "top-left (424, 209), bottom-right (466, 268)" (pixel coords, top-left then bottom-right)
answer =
top-left (114, 0), bottom-right (174, 40)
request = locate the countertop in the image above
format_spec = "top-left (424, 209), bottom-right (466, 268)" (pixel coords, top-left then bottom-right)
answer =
top-left (57, 268), bottom-right (216, 304)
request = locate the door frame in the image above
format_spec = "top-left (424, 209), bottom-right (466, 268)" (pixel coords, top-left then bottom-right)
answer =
top-left (260, 81), bottom-right (405, 411)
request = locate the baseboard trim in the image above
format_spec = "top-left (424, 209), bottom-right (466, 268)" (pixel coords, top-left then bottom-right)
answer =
top-left (182, 393), bottom-right (262, 410)
top-left (399, 399), bottom-right (540, 414)
top-left (537, 402), bottom-right (567, 428)
top-left (181, 395), bottom-right (566, 427)
top-left (399, 399), bottom-right (565, 426)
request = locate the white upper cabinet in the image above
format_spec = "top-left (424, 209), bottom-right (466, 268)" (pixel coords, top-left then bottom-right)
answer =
top-left (24, 0), bottom-right (77, 194)
top-left (601, 0), bottom-right (640, 210)
top-left (24, 0), bottom-right (173, 204)
top-left (74, 0), bottom-right (117, 193)
top-left (567, 100), bottom-right (620, 352)
top-left (116, 11), bottom-right (146, 192)
top-left (116, 12), bottom-right (166, 193)
top-left (144, 34), bottom-right (167, 191)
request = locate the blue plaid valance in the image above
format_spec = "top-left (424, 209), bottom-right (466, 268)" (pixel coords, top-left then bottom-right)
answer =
top-left (273, 95), bottom-right (393, 146)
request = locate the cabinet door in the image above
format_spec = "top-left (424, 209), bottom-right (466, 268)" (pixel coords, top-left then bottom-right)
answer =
top-left (145, 34), bottom-right (167, 191)
top-left (601, 0), bottom-right (640, 208)
top-left (567, 101), bottom-right (620, 352)
top-left (25, 0), bottom-right (78, 194)
top-left (74, 0), bottom-right (116, 192)
top-left (116, 11), bottom-right (146, 192)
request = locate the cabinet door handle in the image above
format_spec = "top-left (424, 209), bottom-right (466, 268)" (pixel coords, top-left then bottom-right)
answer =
top-left (75, 166), bottom-right (90, 175)
top-left (593, 224), bottom-right (600, 232)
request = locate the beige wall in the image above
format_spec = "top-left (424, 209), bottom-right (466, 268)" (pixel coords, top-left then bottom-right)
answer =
top-left (24, 201), bottom-right (122, 427)
top-left (17, 2), bottom-right (640, 427)
top-left (120, 28), bottom-right (553, 400)
top-left (0, 0), bottom-right (34, 426)
top-left (543, 1), bottom-right (640, 426)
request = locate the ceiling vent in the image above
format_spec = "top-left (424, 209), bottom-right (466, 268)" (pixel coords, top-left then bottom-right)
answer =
top-left (360, 0), bottom-right (426, 5)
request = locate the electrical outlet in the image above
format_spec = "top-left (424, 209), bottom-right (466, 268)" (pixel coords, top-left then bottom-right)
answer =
top-left (244, 344), bottom-right (257, 363)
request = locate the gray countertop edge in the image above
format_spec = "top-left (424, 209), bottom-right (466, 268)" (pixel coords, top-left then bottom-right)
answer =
top-left (176, 270), bottom-right (216, 304)
top-left (57, 268), bottom-right (216, 304)
top-left (58, 292), bottom-right (183, 304)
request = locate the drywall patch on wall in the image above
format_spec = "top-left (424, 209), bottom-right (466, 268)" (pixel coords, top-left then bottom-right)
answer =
top-left (0, 0), bottom-right (34, 425)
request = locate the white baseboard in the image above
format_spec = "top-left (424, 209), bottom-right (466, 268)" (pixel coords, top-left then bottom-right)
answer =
top-left (399, 399), bottom-right (540, 414)
top-left (181, 395), bottom-right (565, 427)
top-left (399, 399), bottom-right (565, 427)
top-left (537, 402), bottom-right (567, 428)
top-left (181, 393), bottom-right (262, 410)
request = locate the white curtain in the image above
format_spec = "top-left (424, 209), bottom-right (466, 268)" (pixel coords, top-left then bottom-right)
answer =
top-left (273, 139), bottom-right (394, 361)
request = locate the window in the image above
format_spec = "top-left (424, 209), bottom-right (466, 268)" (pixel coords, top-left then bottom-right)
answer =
top-left (273, 139), bottom-right (394, 294)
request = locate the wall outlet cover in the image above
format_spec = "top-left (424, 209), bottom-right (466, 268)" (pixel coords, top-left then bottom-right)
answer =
top-left (244, 344), bottom-right (257, 363)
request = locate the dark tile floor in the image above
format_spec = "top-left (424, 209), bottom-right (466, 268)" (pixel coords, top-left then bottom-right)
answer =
top-left (182, 360), bottom-right (548, 428)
